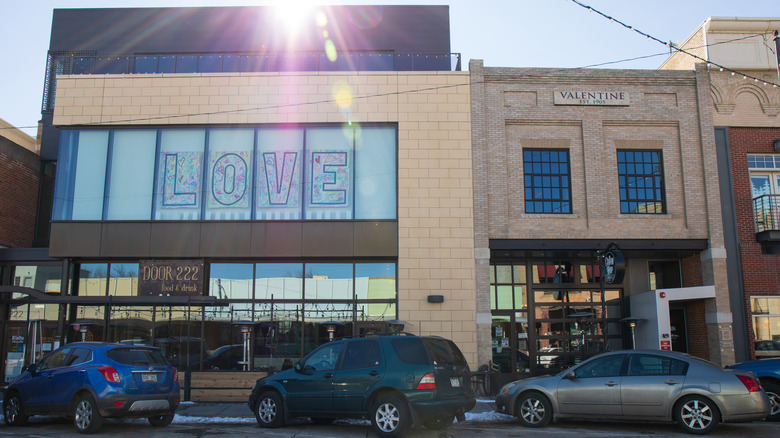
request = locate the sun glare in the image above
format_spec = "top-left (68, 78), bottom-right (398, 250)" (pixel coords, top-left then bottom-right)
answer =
top-left (272, 2), bottom-right (317, 36)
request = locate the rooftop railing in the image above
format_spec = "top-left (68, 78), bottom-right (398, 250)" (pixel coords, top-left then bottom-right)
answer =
top-left (42, 51), bottom-right (462, 112)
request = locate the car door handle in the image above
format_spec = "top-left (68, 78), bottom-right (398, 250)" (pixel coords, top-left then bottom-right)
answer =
top-left (665, 380), bottom-right (680, 385)
top-left (324, 373), bottom-right (334, 378)
top-left (369, 370), bottom-right (379, 376)
top-left (79, 370), bottom-right (86, 373)
top-left (605, 381), bottom-right (619, 386)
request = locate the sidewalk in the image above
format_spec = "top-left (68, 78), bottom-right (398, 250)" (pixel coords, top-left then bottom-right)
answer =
top-left (175, 397), bottom-right (497, 419)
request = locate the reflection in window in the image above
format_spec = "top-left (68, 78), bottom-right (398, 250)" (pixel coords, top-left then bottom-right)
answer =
top-left (355, 263), bottom-right (396, 300)
top-left (751, 297), bottom-right (780, 357)
top-left (78, 264), bottom-right (108, 296)
top-left (11, 265), bottom-right (62, 298)
top-left (109, 263), bottom-right (139, 296)
top-left (523, 149), bottom-right (571, 214)
top-left (305, 263), bottom-right (353, 300)
top-left (617, 150), bottom-right (665, 214)
top-left (255, 263), bottom-right (302, 300)
top-left (108, 306), bottom-right (152, 344)
top-left (210, 263), bottom-right (253, 299)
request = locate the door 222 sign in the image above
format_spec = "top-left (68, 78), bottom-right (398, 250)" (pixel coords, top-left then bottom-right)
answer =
top-left (138, 260), bottom-right (203, 297)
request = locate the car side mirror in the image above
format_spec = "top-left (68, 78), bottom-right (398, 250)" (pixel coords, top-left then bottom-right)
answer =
top-left (293, 361), bottom-right (303, 373)
top-left (26, 364), bottom-right (37, 374)
top-left (563, 371), bottom-right (576, 380)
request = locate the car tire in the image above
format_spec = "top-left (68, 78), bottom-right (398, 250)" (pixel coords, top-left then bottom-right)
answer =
top-left (423, 415), bottom-right (454, 430)
top-left (310, 417), bottom-right (335, 425)
top-left (674, 395), bottom-right (720, 435)
top-left (3, 392), bottom-right (29, 426)
top-left (370, 395), bottom-right (410, 438)
top-left (516, 391), bottom-right (552, 428)
top-left (147, 412), bottom-right (175, 427)
top-left (763, 383), bottom-right (780, 421)
top-left (254, 391), bottom-right (285, 428)
top-left (73, 393), bottom-right (104, 434)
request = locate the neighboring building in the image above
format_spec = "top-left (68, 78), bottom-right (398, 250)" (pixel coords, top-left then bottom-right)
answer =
top-left (0, 6), bottom-right (476, 399)
top-left (0, 118), bottom-right (38, 249)
top-left (470, 60), bottom-right (733, 385)
top-left (661, 17), bottom-right (780, 362)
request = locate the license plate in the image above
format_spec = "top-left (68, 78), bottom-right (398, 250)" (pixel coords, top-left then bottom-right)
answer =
top-left (142, 373), bottom-right (157, 383)
top-left (450, 377), bottom-right (460, 387)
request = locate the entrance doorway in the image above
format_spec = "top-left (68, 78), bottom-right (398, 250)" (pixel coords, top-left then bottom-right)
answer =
top-left (669, 305), bottom-right (689, 353)
top-left (491, 312), bottom-right (530, 389)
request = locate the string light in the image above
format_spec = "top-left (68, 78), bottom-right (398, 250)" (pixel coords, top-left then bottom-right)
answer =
top-left (569, 0), bottom-right (780, 88)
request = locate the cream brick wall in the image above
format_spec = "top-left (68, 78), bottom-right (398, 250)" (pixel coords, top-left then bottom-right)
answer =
top-left (53, 71), bottom-right (478, 365)
top-left (470, 61), bottom-right (733, 366)
top-left (709, 69), bottom-right (780, 128)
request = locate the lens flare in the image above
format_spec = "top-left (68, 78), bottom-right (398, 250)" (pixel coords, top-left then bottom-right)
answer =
top-left (332, 82), bottom-right (353, 110)
top-left (315, 10), bottom-right (328, 27)
top-left (325, 40), bottom-right (338, 62)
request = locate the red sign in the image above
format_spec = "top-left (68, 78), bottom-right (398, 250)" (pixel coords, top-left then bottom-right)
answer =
top-left (660, 340), bottom-right (671, 351)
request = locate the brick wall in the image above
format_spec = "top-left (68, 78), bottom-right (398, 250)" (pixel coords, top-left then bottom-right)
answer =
top-left (681, 254), bottom-right (703, 287)
top-left (727, 127), bottom-right (780, 358)
top-left (0, 137), bottom-right (40, 247)
top-left (686, 300), bottom-right (709, 360)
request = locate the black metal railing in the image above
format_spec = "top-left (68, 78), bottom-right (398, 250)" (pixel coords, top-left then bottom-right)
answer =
top-left (753, 194), bottom-right (780, 232)
top-left (43, 51), bottom-right (462, 112)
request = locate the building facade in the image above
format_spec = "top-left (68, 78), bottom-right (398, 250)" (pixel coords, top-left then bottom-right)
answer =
top-left (0, 6), bottom-right (476, 399)
top-left (470, 60), bottom-right (734, 385)
top-left (661, 17), bottom-right (780, 362)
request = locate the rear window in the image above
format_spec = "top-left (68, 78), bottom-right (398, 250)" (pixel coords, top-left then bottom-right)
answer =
top-left (106, 348), bottom-right (168, 366)
top-left (391, 338), bottom-right (430, 365)
top-left (423, 338), bottom-right (468, 366)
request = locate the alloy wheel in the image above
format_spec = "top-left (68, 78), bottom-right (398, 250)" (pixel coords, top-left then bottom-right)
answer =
top-left (374, 402), bottom-right (400, 432)
top-left (680, 399), bottom-right (713, 431)
top-left (74, 399), bottom-right (94, 431)
top-left (258, 397), bottom-right (277, 423)
top-left (5, 397), bottom-right (21, 423)
top-left (520, 397), bottom-right (546, 425)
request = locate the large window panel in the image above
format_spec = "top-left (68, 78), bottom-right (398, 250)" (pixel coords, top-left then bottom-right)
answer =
top-left (206, 129), bottom-right (254, 220)
top-left (617, 150), bottom-right (665, 214)
top-left (108, 263), bottom-right (139, 296)
top-left (355, 263), bottom-right (396, 300)
top-left (305, 128), bottom-right (354, 219)
top-left (305, 263), bottom-right (353, 300)
top-left (355, 127), bottom-right (396, 219)
top-left (523, 149), bottom-right (571, 214)
top-left (53, 130), bottom-right (109, 220)
top-left (155, 130), bottom-right (205, 220)
top-left (107, 130), bottom-right (156, 219)
top-left (210, 263), bottom-right (253, 299)
top-left (256, 129), bottom-right (303, 220)
top-left (255, 263), bottom-right (302, 300)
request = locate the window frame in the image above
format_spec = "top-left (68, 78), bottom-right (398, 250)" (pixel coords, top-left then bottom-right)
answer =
top-left (617, 149), bottom-right (666, 214)
top-left (522, 149), bottom-right (572, 214)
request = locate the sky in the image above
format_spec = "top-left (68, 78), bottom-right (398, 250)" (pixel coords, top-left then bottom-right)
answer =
top-left (1, 0), bottom-right (779, 137)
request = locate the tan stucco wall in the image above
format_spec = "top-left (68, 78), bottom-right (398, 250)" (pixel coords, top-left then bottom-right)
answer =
top-left (52, 71), bottom-right (478, 365)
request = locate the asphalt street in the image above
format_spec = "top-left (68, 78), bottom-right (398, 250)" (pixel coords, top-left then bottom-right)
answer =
top-left (0, 415), bottom-right (777, 437)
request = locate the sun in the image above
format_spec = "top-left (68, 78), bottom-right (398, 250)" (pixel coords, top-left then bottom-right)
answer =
top-left (271, 1), bottom-right (319, 36)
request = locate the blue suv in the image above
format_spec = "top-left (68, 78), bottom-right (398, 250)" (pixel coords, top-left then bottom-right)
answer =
top-left (3, 342), bottom-right (179, 434)
top-left (729, 358), bottom-right (780, 421)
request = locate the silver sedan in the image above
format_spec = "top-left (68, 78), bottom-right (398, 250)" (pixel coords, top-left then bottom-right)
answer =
top-left (494, 350), bottom-right (770, 434)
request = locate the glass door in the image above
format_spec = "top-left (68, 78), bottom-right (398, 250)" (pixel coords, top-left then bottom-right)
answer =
top-left (491, 312), bottom-right (530, 388)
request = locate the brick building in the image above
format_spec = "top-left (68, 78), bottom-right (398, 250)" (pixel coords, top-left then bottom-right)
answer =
top-left (470, 61), bottom-right (733, 385)
top-left (661, 17), bottom-right (780, 362)
top-left (0, 119), bottom-right (38, 248)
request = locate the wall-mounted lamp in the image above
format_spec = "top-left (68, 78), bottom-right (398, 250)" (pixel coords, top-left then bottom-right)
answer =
top-left (427, 295), bottom-right (444, 303)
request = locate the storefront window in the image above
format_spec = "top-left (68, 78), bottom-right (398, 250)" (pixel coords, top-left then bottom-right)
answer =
top-left (355, 263), bottom-right (396, 300)
top-left (305, 263), bottom-right (353, 299)
top-left (11, 265), bottom-right (62, 298)
top-left (108, 263), bottom-right (139, 296)
top-left (77, 264), bottom-right (108, 296)
top-left (255, 263), bottom-right (303, 300)
top-left (751, 297), bottom-right (780, 358)
top-left (53, 130), bottom-right (109, 220)
top-left (210, 263), bottom-right (253, 299)
top-left (108, 306), bottom-right (152, 344)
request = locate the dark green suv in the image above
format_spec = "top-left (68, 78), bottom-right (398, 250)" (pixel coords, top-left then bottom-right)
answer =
top-left (248, 333), bottom-right (475, 437)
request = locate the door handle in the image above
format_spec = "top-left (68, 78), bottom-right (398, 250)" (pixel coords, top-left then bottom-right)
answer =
top-left (605, 381), bottom-right (618, 386)
top-left (665, 380), bottom-right (679, 385)
top-left (324, 373), bottom-right (334, 378)
top-left (79, 370), bottom-right (86, 373)
top-left (369, 370), bottom-right (379, 376)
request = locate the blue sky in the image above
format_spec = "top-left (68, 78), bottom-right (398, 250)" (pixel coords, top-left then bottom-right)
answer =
top-left (2, 0), bottom-right (778, 137)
